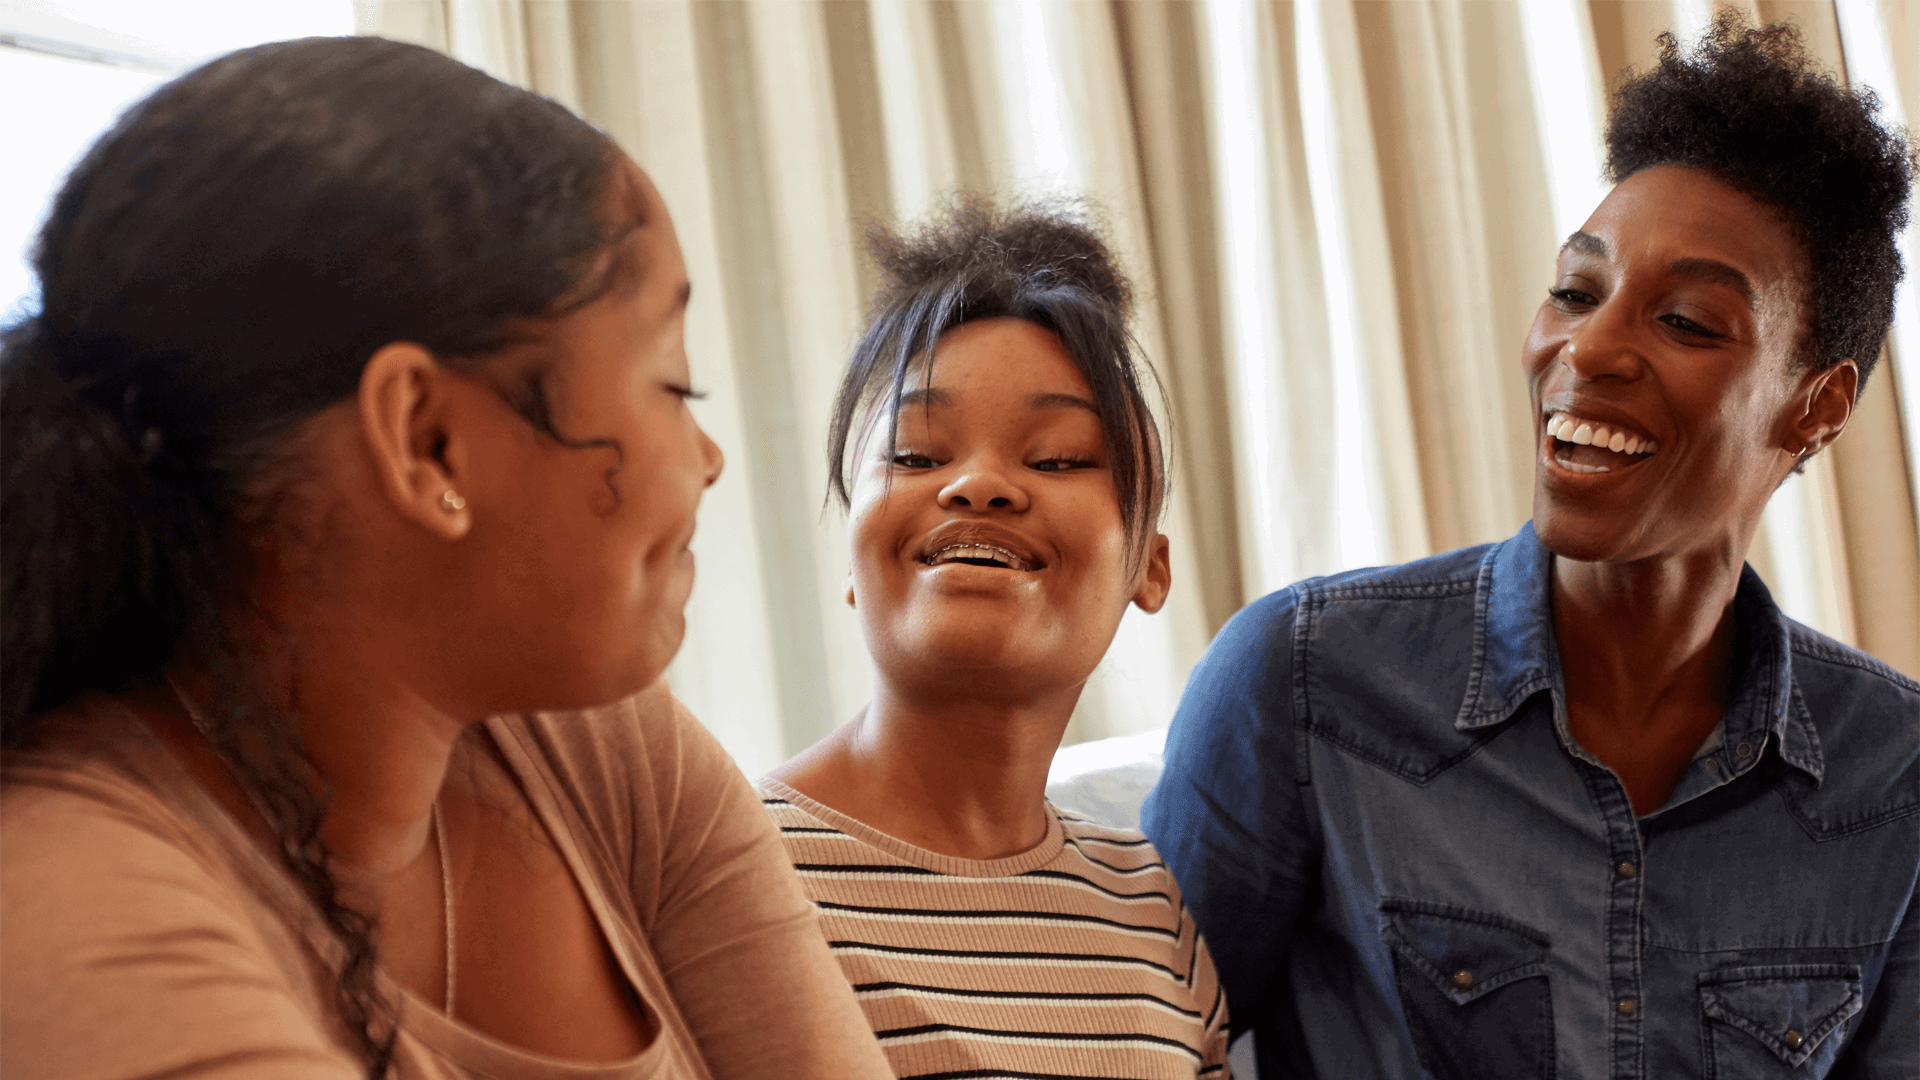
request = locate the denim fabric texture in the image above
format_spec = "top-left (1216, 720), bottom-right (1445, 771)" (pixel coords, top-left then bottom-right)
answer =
top-left (1142, 523), bottom-right (1919, 1079)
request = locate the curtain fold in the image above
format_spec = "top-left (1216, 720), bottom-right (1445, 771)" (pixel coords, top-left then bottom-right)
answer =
top-left (363, 0), bottom-right (1920, 773)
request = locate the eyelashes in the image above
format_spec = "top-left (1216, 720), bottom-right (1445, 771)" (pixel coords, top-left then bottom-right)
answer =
top-left (1545, 288), bottom-right (1729, 341)
top-left (889, 452), bottom-right (1100, 472)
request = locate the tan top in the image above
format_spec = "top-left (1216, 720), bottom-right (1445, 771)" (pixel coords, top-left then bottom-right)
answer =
top-left (0, 688), bottom-right (892, 1080)
top-left (758, 778), bottom-right (1230, 1079)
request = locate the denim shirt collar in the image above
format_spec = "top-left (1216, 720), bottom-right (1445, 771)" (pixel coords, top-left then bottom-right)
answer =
top-left (1452, 522), bottom-right (1824, 785)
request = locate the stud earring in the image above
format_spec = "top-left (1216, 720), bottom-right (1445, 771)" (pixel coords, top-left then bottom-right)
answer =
top-left (440, 490), bottom-right (467, 512)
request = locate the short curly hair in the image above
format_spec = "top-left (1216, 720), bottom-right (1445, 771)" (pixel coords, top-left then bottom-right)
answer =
top-left (825, 196), bottom-right (1166, 560)
top-left (1604, 11), bottom-right (1916, 389)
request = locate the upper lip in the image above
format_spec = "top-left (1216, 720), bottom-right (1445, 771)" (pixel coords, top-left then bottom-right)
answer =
top-left (916, 522), bottom-right (1046, 571)
top-left (1539, 394), bottom-right (1658, 447)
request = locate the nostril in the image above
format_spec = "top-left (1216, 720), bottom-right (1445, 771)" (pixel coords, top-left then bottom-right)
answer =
top-left (951, 495), bottom-right (971, 507)
top-left (990, 497), bottom-right (1011, 508)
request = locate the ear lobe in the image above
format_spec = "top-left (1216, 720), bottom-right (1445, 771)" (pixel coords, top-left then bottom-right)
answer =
top-left (1791, 357), bottom-right (1858, 457)
top-left (358, 342), bottom-right (470, 541)
top-left (1131, 533), bottom-right (1172, 615)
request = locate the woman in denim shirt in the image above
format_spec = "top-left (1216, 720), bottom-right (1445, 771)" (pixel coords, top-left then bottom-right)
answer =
top-left (1144, 16), bottom-right (1917, 1080)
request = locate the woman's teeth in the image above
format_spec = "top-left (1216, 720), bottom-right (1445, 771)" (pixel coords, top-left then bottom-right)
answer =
top-left (1544, 413), bottom-right (1657, 457)
top-left (925, 543), bottom-right (1034, 571)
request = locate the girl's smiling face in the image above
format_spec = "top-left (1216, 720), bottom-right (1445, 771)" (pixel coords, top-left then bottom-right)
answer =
top-left (845, 318), bottom-right (1170, 701)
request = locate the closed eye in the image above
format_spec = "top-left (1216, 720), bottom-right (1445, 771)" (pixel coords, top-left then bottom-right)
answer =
top-left (1660, 313), bottom-right (1728, 340)
top-left (1031, 457), bottom-right (1098, 473)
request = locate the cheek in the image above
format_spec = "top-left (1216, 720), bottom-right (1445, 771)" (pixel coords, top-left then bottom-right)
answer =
top-left (1521, 307), bottom-right (1561, 379)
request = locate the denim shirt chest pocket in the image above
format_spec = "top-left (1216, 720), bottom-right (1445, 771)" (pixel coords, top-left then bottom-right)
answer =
top-left (1380, 898), bottom-right (1556, 1080)
top-left (1699, 964), bottom-right (1862, 1077)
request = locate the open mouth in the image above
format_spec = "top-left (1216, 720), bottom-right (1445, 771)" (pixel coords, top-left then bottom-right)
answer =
top-left (922, 543), bottom-right (1037, 572)
top-left (1545, 411), bottom-right (1658, 474)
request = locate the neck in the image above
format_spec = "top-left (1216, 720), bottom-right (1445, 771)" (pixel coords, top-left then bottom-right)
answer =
top-left (1551, 545), bottom-right (1743, 727)
top-left (774, 674), bottom-right (1078, 861)
top-left (160, 608), bottom-right (475, 902)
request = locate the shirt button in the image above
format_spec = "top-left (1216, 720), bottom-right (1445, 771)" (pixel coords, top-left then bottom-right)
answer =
top-left (1737, 741), bottom-right (1755, 760)
top-left (1784, 1029), bottom-right (1803, 1049)
top-left (1452, 970), bottom-right (1474, 990)
top-left (1615, 861), bottom-right (1637, 879)
top-left (1616, 997), bottom-right (1637, 1017)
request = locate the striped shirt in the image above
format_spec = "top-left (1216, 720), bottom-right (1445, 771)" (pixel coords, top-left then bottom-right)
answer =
top-left (758, 778), bottom-right (1229, 1080)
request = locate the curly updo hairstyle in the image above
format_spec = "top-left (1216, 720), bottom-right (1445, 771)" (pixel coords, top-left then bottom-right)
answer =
top-left (1604, 11), bottom-right (1916, 390)
top-left (1, 37), bottom-right (641, 1075)
top-left (825, 197), bottom-right (1166, 561)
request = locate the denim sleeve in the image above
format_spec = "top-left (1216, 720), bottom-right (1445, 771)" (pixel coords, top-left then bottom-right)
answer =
top-left (1142, 587), bottom-right (1318, 1037)
top-left (1833, 885), bottom-right (1918, 1079)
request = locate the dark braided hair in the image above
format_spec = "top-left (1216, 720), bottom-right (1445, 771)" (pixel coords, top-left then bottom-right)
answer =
top-left (1, 36), bottom-right (641, 1075)
top-left (1604, 10), bottom-right (1917, 391)
top-left (825, 196), bottom-right (1167, 562)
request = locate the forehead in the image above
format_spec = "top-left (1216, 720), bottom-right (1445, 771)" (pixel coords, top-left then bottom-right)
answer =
top-left (1573, 165), bottom-right (1807, 297)
top-left (917, 318), bottom-right (1092, 395)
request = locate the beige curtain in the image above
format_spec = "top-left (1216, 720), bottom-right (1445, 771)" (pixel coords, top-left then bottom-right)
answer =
top-left (359, 0), bottom-right (1920, 775)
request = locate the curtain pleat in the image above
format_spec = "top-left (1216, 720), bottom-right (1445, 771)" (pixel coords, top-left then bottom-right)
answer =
top-left (365, 0), bottom-right (1920, 772)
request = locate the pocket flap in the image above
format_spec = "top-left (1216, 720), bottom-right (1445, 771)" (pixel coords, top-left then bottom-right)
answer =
top-left (1698, 964), bottom-right (1862, 1067)
top-left (1380, 898), bottom-right (1551, 1005)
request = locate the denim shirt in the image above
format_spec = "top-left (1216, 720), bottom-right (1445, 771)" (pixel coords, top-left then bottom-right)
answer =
top-left (1142, 523), bottom-right (1918, 1079)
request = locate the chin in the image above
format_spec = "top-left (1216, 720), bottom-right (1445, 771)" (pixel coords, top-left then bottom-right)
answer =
top-left (1533, 493), bottom-right (1649, 565)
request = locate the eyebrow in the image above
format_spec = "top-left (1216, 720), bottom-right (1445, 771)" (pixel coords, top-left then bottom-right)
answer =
top-left (1028, 391), bottom-right (1099, 415)
top-left (896, 387), bottom-right (955, 409)
top-left (1560, 231), bottom-right (1608, 258)
top-left (1667, 257), bottom-right (1756, 310)
top-left (1559, 233), bottom-right (1756, 310)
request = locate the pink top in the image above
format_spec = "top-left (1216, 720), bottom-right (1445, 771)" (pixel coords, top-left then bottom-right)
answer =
top-left (1, 686), bottom-right (891, 1080)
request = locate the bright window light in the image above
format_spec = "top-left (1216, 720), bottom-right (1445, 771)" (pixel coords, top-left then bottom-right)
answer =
top-left (1, 0), bottom-right (353, 317)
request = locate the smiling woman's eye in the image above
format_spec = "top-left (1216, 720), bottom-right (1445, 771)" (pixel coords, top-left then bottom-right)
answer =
top-left (1548, 285), bottom-right (1596, 310)
top-left (668, 384), bottom-right (708, 401)
top-left (891, 450), bottom-right (938, 469)
top-left (1660, 313), bottom-right (1728, 340)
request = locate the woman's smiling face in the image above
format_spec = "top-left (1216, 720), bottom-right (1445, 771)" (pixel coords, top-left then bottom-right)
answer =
top-left (845, 318), bottom-right (1169, 699)
top-left (1524, 164), bottom-right (1854, 564)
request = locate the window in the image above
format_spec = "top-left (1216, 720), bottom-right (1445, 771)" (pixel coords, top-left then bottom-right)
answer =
top-left (1, 0), bottom-right (354, 317)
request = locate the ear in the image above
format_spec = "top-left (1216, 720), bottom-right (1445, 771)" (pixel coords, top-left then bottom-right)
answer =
top-left (357, 342), bottom-right (471, 540)
top-left (1786, 357), bottom-right (1857, 458)
top-left (1130, 533), bottom-right (1172, 615)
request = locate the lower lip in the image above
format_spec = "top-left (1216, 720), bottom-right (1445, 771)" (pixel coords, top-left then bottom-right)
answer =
top-left (918, 561), bottom-right (1038, 582)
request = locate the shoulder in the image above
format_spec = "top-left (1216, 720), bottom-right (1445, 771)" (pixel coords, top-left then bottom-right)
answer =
top-left (1056, 809), bottom-right (1170, 876)
top-left (494, 681), bottom-right (720, 791)
top-left (490, 681), bottom-right (745, 835)
top-left (2, 770), bottom-right (348, 1072)
top-left (1785, 619), bottom-right (1920, 714)
top-left (1205, 542), bottom-right (1493, 670)
top-left (1780, 620), bottom-right (1920, 830)
top-left (753, 778), bottom-right (840, 839)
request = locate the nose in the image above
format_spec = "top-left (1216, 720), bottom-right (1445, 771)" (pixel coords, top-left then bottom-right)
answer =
top-left (938, 454), bottom-right (1029, 512)
top-left (1561, 301), bottom-right (1646, 383)
top-left (696, 421), bottom-right (724, 489)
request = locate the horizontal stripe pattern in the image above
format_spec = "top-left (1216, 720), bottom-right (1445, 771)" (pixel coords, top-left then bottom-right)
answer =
top-left (759, 780), bottom-right (1228, 1079)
